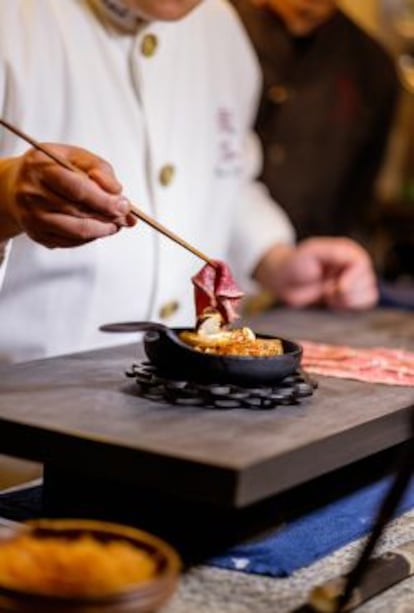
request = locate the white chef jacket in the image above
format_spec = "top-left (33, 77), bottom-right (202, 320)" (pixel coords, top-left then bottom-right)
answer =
top-left (0, 0), bottom-right (294, 363)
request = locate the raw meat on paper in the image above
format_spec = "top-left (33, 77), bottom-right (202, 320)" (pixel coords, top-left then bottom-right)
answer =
top-left (300, 340), bottom-right (414, 386)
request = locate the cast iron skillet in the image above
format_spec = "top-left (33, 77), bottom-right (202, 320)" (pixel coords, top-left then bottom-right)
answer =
top-left (100, 321), bottom-right (302, 386)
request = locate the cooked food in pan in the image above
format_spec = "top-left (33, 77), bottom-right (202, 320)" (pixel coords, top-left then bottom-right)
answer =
top-left (100, 319), bottom-right (300, 384)
top-left (100, 260), bottom-right (301, 383)
top-left (183, 261), bottom-right (283, 357)
top-left (179, 325), bottom-right (283, 357)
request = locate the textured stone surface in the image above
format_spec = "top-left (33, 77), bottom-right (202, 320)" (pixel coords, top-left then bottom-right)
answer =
top-left (163, 511), bottom-right (414, 613)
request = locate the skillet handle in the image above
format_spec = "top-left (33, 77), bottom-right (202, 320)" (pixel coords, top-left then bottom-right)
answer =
top-left (99, 321), bottom-right (170, 334)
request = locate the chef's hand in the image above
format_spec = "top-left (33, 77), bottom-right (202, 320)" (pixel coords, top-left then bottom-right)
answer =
top-left (0, 145), bottom-right (136, 247)
top-left (254, 237), bottom-right (379, 310)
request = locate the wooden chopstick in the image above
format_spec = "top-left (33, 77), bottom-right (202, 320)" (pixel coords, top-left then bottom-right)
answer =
top-left (336, 415), bottom-right (414, 612)
top-left (0, 117), bottom-right (216, 267)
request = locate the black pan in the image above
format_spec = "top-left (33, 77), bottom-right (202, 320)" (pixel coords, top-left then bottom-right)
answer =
top-left (100, 321), bottom-right (302, 386)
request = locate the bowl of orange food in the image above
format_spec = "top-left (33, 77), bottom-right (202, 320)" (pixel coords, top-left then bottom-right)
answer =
top-left (0, 519), bottom-right (180, 613)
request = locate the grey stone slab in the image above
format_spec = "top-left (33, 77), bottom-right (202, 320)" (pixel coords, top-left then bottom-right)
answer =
top-left (162, 511), bottom-right (414, 613)
top-left (0, 309), bottom-right (412, 507)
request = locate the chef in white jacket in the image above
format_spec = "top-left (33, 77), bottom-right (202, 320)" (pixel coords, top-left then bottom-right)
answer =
top-left (0, 0), bottom-right (378, 363)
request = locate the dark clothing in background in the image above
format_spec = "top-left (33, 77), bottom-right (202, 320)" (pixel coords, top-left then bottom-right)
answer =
top-left (232, 2), bottom-right (399, 242)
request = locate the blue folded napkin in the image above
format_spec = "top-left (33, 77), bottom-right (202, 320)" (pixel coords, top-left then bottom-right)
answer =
top-left (208, 476), bottom-right (414, 577)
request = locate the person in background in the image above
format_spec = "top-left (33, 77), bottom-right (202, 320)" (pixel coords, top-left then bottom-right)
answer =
top-left (232, 0), bottom-right (399, 245)
top-left (0, 0), bottom-right (378, 365)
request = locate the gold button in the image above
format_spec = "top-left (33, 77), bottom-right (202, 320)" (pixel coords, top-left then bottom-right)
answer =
top-left (141, 34), bottom-right (158, 57)
top-left (268, 85), bottom-right (291, 104)
top-left (159, 164), bottom-right (175, 187)
top-left (159, 300), bottom-right (179, 320)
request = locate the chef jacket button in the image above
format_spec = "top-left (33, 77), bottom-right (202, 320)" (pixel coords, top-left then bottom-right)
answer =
top-left (141, 33), bottom-right (158, 57)
top-left (159, 300), bottom-right (180, 320)
top-left (268, 84), bottom-right (292, 104)
top-left (268, 143), bottom-right (286, 166)
top-left (159, 164), bottom-right (176, 187)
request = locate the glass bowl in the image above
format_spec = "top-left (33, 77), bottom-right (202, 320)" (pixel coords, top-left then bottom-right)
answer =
top-left (0, 518), bottom-right (181, 612)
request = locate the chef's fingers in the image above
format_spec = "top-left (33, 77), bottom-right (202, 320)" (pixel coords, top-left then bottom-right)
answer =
top-left (280, 280), bottom-right (325, 307)
top-left (275, 251), bottom-right (326, 306)
top-left (325, 274), bottom-right (378, 310)
top-left (125, 212), bottom-right (138, 227)
top-left (40, 165), bottom-right (129, 220)
top-left (32, 232), bottom-right (97, 249)
top-left (25, 210), bottom-right (119, 247)
top-left (42, 144), bottom-right (123, 195)
top-left (332, 284), bottom-right (378, 309)
top-left (297, 237), bottom-right (377, 309)
top-left (338, 259), bottom-right (376, 290)
top-left (17, 189), bottom-right (132, 227)
top-left (18, 145), bottom-right (126, 220)
top-left (70, 151), bottom-right (138, 227)
top-left (337, 260), bottom-right (378, 308)
top-left (298, 237), bottom-right (370, 270)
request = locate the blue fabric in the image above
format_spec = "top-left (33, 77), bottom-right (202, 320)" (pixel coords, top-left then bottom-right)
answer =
top-left (378, 280), bottom-right (414, 310)
top-left (208, 476), bottom-right (414, 577)
top-left (0, 484), bottom-right (42, 522)
top-left (1, 477), bottom-right (414, 579)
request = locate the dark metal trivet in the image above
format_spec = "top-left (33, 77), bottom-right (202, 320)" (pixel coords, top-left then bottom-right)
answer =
top-left (126, 361), bottom-right (317, 410)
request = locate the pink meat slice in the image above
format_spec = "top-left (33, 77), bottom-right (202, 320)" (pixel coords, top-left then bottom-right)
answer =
top-left (192, 260), bottom-right (244, 324)
top-left (298, 339), bottom-right (414, 386)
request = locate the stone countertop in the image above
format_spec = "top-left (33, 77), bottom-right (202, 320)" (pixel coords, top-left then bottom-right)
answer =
top-left (163, 511), bottom-right (414, 613)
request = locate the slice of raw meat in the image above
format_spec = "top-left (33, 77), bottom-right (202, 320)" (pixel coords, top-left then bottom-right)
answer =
top-left (192, 261), bottom-right (244, 324)
top-left (299, 339), bottom-right (414, 386)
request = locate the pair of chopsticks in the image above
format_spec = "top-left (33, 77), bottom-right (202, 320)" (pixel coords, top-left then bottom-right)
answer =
top-left (0, 118), bottom-right (215, 267)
